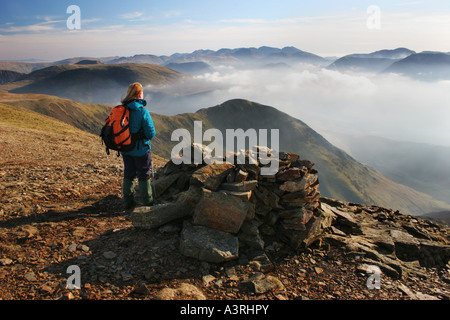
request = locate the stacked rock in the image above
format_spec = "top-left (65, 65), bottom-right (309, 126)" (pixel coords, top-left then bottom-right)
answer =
top-left (131, 144), bottom-right (324, 263)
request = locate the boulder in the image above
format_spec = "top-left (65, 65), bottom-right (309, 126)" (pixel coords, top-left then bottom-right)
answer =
top-left (279, 174), bottom-right (318, 192)
top-left (153, 283), bottom-right (207, 300)
top-left (193, 188), bottom-right (250, 234)
top-left (390, 230), bottom-right (421, 261)
top-left (220, 180), bottom-right (258, 192)
top-left (131, 202), bottom-right (190, 229)
top-left (276, 167), bottom-right (303, 181)
top-left (190, 163), bottom-right (234, 191)
top-left (279, 207), bottom-right (315, 231)
top-left (152, 172), bottom-right (183, 198)
top-left (234, 169), bottom-right (249, 182)
top-left (418, 239), bottom-right (450, 267)
top-left (219, 190), bottom-right (252, 201)
top-left (180, 223), bottom-right (239, 263)
top-left (247, 250), bottom-right (274, 273)
top-left (241, 272), bottom-right (284, 294)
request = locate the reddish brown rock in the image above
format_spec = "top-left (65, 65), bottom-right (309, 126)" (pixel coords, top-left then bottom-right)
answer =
top-left (279, 207), bottom-right (315, 230)
top-left (193, 188), bottom-right (250, 234)
top-left (276, 167), bottom-right (303, 181)
top-left (279, 174), bottom-right (318, 192)
top-left (220, 180), bottom-right (258, 192)
top-left (190, 163), bottom-right (234, 191)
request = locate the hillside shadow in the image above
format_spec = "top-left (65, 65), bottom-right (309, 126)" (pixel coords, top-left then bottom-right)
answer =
top-left (1, 191), bottom-right (211, 298)
top-left (42, 218), bottom-right (207, 298)
top-left (0, 194), bottom-right (126, 229)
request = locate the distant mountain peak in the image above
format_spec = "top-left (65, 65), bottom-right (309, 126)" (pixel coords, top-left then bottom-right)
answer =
top-left (384, 51), bottom-right (450, 80)
top-left (281, 46), bottom-right (303, 53)
top-left (368, 47), bottom-right (415, 59)
top-left (327, 47), bottom-right (417, 73)
top-left (345, 47), bottom-right (415, 60)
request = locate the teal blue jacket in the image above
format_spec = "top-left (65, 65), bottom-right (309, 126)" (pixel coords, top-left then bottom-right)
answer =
top-left (120, 99), bottom-right (156, 157)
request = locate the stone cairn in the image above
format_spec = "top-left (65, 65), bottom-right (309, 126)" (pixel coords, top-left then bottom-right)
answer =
top-left (131, 144), bottom-right (326, 266)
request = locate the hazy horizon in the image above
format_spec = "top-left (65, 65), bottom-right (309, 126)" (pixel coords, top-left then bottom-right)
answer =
top-left (1, 1), bottom-right (450, 61)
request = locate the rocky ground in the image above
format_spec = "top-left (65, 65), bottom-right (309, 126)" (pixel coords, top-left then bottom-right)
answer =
top-left (0, 122), bottom-right (449, 302)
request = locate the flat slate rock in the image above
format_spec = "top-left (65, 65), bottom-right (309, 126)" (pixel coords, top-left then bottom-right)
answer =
top-left (193, 188), bottom-right (250, 234)
top-left (131, 202), bottom-right (190, 229)
top-left (180, 223), bottom-right (239, 263)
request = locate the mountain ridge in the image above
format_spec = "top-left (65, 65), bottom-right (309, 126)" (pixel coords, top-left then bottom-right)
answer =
top-left (327, 48), bottom-right (416, 73)
top-left (2, 63), bottom-right (183, 104)
top-left (3, 92), bottom-right (445, 216)
top-left (0, 46), bottom-right (323, 73)
top-left (3, 46), bottom-right (450, 83)
top-left (384, 51), bottom-right (450, 80)
top-left (0, 92), bottom-right (112, 134)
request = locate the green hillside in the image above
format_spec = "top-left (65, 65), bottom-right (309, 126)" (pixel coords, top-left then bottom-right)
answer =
top-left (0, 92), bottom-right (111, 134)
top-left (0, 102), bottom-right (93, 136)
top-left (5, 63), bottom-right (183, 104)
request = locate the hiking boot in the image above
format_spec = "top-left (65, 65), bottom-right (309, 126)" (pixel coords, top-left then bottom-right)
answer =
top-left (138, 179), bottom-right (154, 206)
top-left (122, 178), bottom-right (136, 209)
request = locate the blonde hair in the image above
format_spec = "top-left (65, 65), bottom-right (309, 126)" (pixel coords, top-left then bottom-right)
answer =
top-left (121, 82), bottom-right (143, 104)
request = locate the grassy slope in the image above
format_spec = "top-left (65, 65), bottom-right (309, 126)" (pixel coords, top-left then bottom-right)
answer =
top-left (0, 57), bottom-right (119, 74)
top-left (0, 62), bottom-right (51, 74)
top-left (0, 70), bottom-right (26, 85)
top-left (19, 63), bottom-right (181, 83)
top-left (0, 92), bottom-right (111, 135)
top-left (4, 63), bottom-right (183, 104)
top-left (0, 101), bottom-right (167, 167)
top-left (0, 102), bottom-right (91, 136)
top-left (0, 102), bottom-right (109, 169)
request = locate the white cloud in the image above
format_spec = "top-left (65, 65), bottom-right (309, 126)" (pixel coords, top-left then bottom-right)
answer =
top-left (0, 23), bottom-right (57, 33)
top-left (0, 16), bottom-right (66, 34)
top-left (219, 18), bottom-right (267, 24)
top-left (120, 11), bottom-right (144, 19)
top-left (119, 11), bottom-right (152, 22)
top-left (151, 63), bottom-right (450, 147)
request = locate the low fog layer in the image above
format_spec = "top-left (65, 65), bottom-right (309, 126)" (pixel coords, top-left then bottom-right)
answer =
top-left (144, 63), bottom-right (450, 148)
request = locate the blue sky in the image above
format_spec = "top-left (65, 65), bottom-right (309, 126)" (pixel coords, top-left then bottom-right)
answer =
top-left (1, 0), bottom-right (450, 60)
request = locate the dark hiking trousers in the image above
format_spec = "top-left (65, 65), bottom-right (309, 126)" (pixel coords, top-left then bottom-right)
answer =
top-left (122, 150), bottom-right (152, 181)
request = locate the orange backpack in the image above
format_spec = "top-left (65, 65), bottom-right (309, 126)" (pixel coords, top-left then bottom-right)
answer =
top-left (100, 105), bottom-right (143, 155)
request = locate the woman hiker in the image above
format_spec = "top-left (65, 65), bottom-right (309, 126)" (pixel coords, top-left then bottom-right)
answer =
top-left (120, 82), bottom-right (156, 209)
